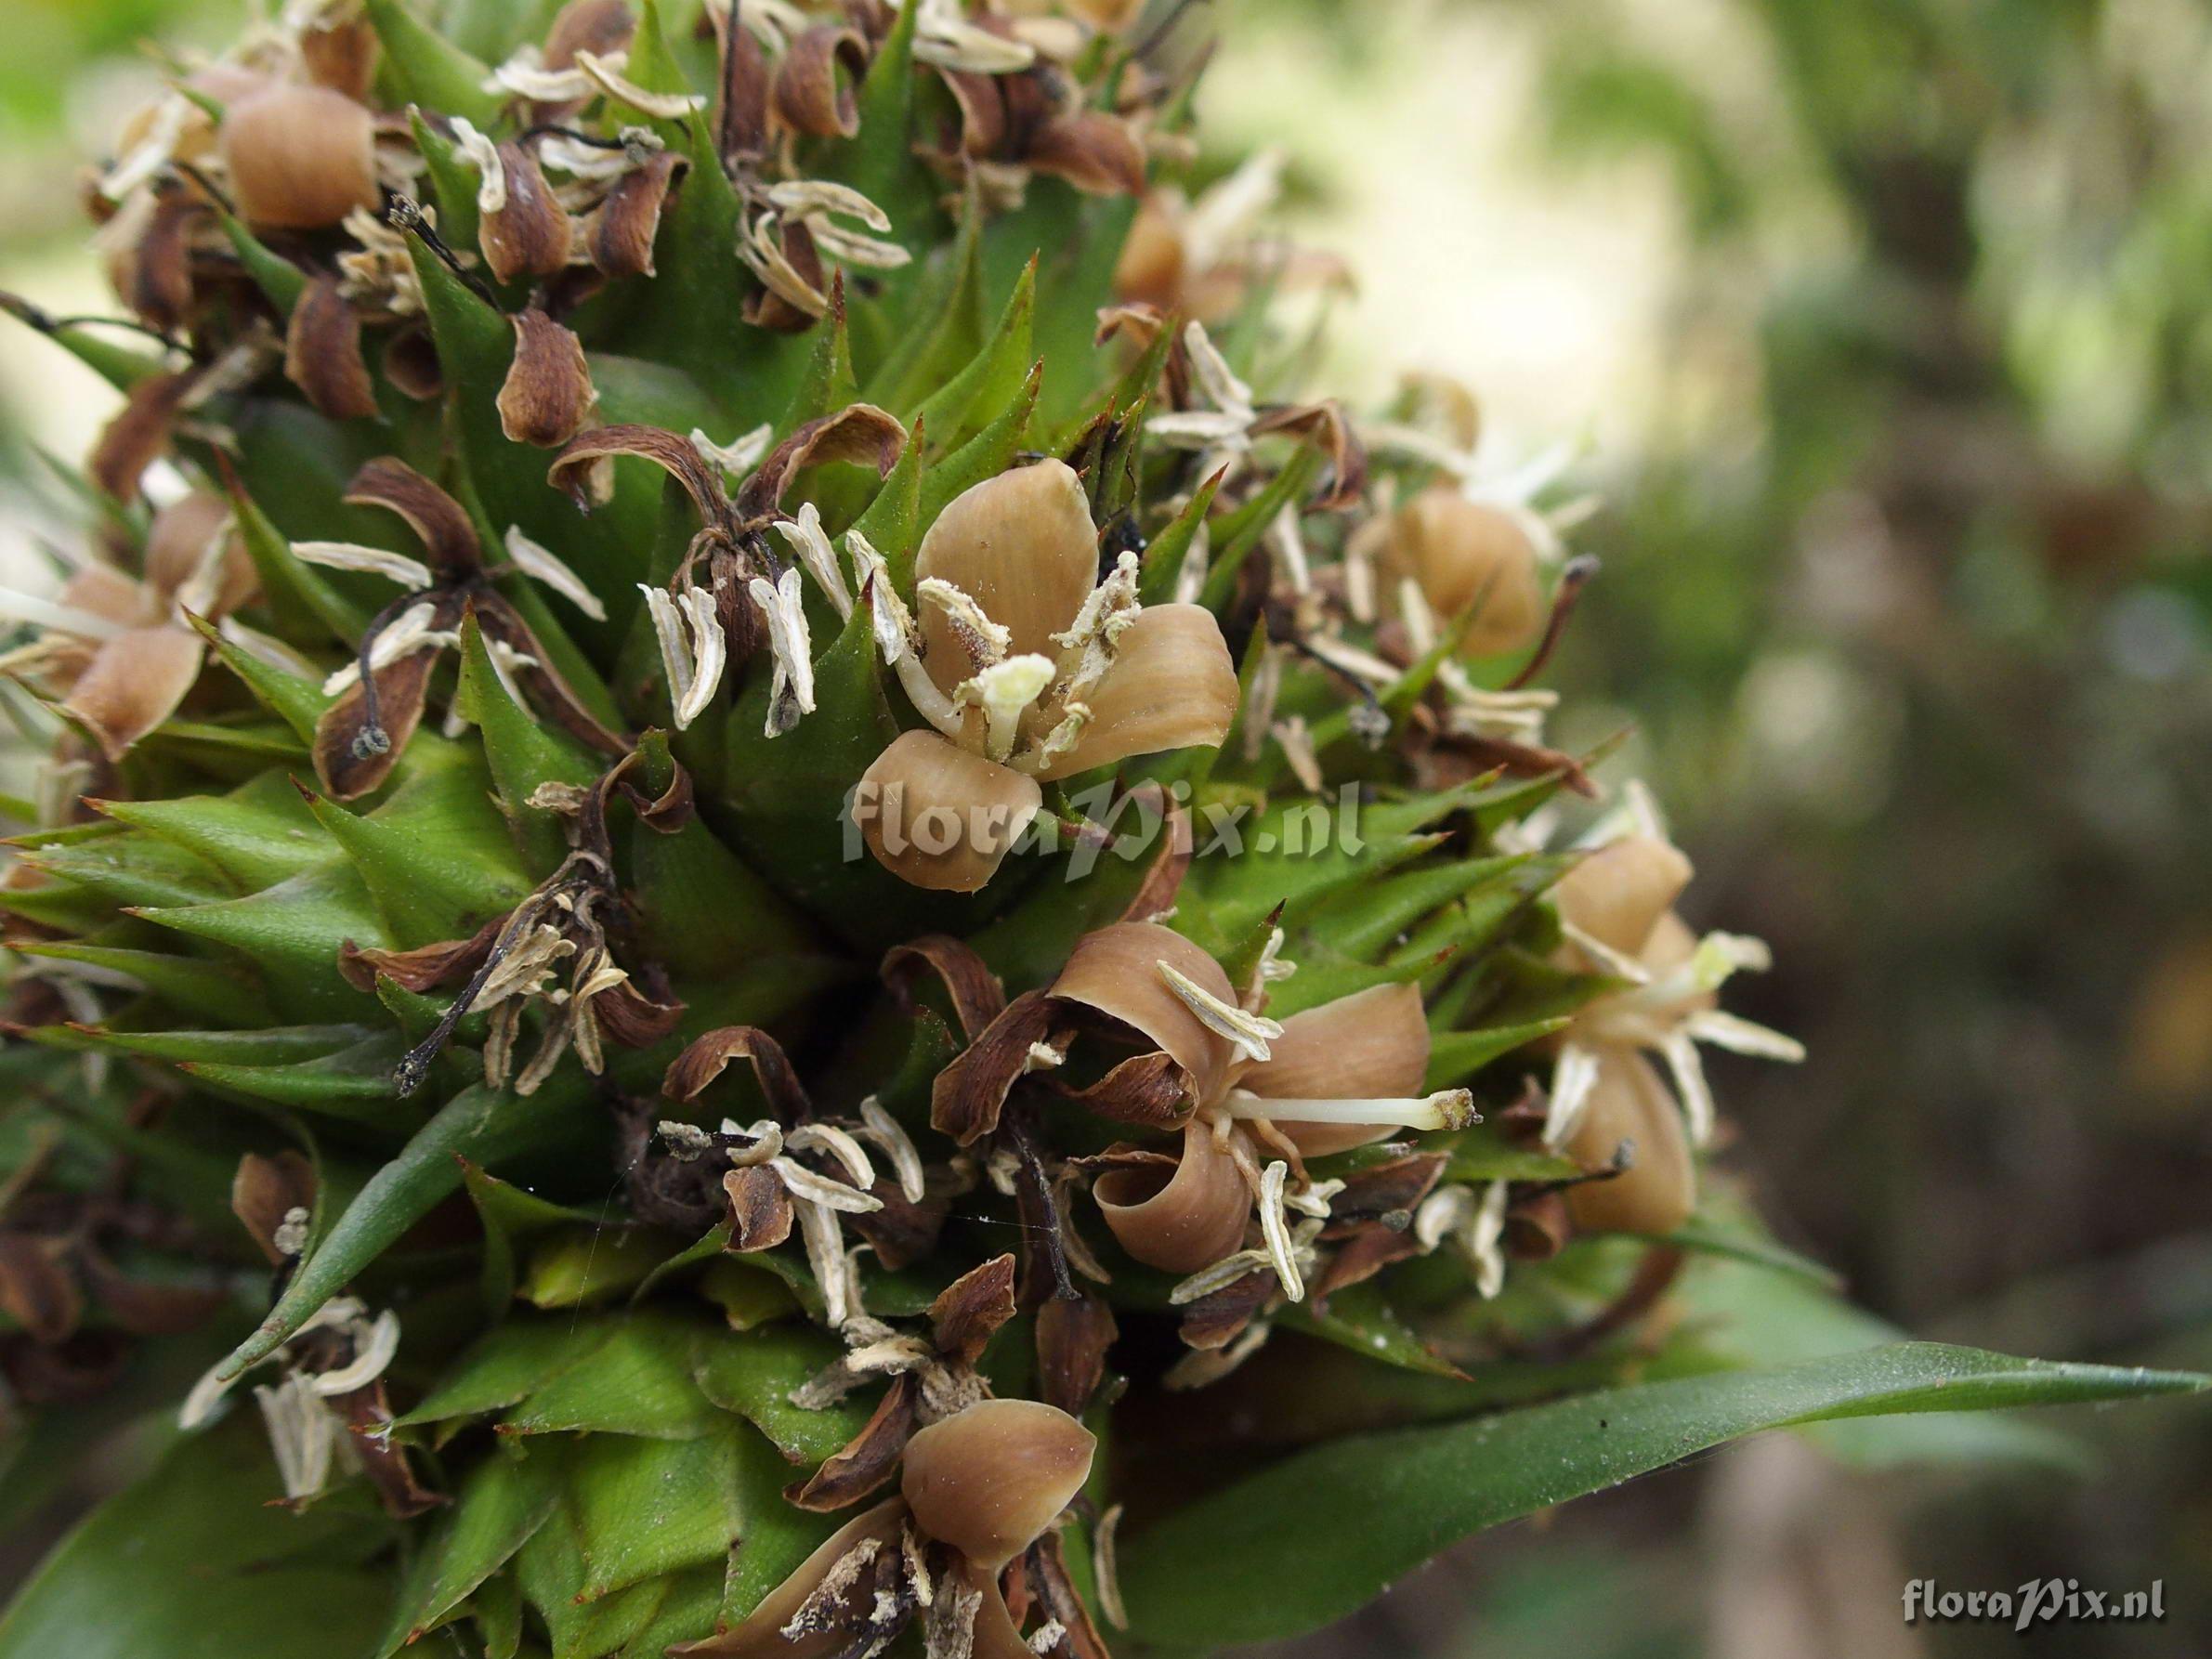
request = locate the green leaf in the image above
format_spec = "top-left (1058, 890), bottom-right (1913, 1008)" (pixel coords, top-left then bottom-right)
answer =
top-left (396, 1314), bottom-right (602, 1430)
top-left (720, 1427), bottom-right (844, 1624)
top-left (0, 1417), bottom-right (394, 1659)
top-left (518, 1227), bottom-right (674, 1310)
top-left (456, 608), bottom-right (602, 872)
top-left (376, 1447), bottom-right (561, 1655)
top-left (218, 1076), bottom-right (596, 1378)
top-left (194, 620), bottom-right (334, 744)
top-left (96, 772), bottom-right (330, 889)
top-left (567, 1427), bottom-right (744, 1601)
top-left (1119, 1343), bottom-right (2208, 1646)
top-left (228, 482), bottom-right (371, 643)
top-left (500, 1311), bottom-right (725, 1439)
top-left (910, 260), bottom-right (1036, 450)
top-left (1135, 465), bottom-right (1224, 605)
top-left (917, 361), bottom-right (1041, 530)
top-left (13, 941), bottom-right (272, 1026)
top-left (690, 1324), bottom-right (877, 1464)
top-left (130, 861), bottom-right (386, 1020)
top-left (1421, 1018), bottom-right (1569, 1092)
top-left (364, 0), bottom-right (501, 127)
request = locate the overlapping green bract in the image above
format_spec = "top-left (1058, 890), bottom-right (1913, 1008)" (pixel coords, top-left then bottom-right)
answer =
top-left (0, 3), bottom-right (2199, 1657)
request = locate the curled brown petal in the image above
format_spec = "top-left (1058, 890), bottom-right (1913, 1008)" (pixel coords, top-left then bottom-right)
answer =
top-left (724, 1164), bottom-right (795, 1252)
top-left (90, 372), bottom-right (190, 503)
top-left (1027, 111), bottom-right (1146, 197)
top-left (230, 1148), bottom-right (318, 1266)
top-left (930, 1252), bottom-right (1017, 1365)
top-left (1049, 1050), bottom-right (1193, 1130)
top-left (788, 1372), bottom-right (919, 1510)
top-left (589, 150), bottom-right (687, 278)
top-left (900, 1399), bottom-right (1096, 1572)
top-left (1551, 833), bottom-right (1694, 960)
top-left (1250, 399), bottom-right (1368, 513)
top-left (285, 275), bottom-right (380, 421)
top-left (1506, 1189), bottom-right (1572, 1261)
top-left (549, 422), bottom-right (733, 531)
top-left (1308, 1224), bottom-right (1423, 1310)
top-left (663, 1025), bottom-right (812, 1119)
top-left (1092, 1119), bottom-right (1250, 1274)
top-left (1118, 784), bottom-right (1191, 923)
top-left (936, 69), bottom-right (1007, 157)
top-left (857, 730), bottom-right (1041, 895)
top-left (0, 1233), bottom-right (84, 1344)
top-left (1032, 603), bottom-right (1239, 781)
top-left (668, 1496), bottom-right (908, 1659)
top-left (1321, 1153), bottom-right (1447, 1237)
top-left (343, 457), bottom-right (483, 577)
top-left (338, 913), bottom-right (504, 994)
top-left (913, 460), bottom-right (1098, 686)
top-left (734, 402), bottom-right (907, 519)
top-left (930, 987), bottom-right (1058, 1146)
top-left (1035, 1293), bottom-right (1116, 1417)
top-left (881, 934), bottom-right (1008, 1040)
top-left (61, 627), bottom-right (203, 760)
top-left (592, 976), bottom-right (685, 1049)
top-left (772, 25), bottom-right (868, 138)
top-left (61, 564), bottom-right (154, 628)
top-left (218, 85), bottom-right (379, 230)
top-left (1178, 1265), bottom-right (1274, 1352)
top-left (1053, 921), bottom-right (1236, 1106)
top-left (1564, 1046), bottom-right (1695, 1236)
top-left (480, 142), bottom-right (574, 285)
top-left (1237, 981), bottom-right (1431, 1157)
top-left (312, 643), bottom-right (439, 800)
top-left (383, 326), bottom-right (443, 400)
top-left (496, 308), bottom-right (596, 447)
top-left (129, 183), bottom-right (202, 334)
top-left (330, 1379), bottom-right (445, 1518)
top-left (714, 0), bottom-right (770, 161)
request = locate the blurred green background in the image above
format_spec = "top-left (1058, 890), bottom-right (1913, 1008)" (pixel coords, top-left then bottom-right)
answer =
top-left (1, 0), bottom-right (2206, 1654)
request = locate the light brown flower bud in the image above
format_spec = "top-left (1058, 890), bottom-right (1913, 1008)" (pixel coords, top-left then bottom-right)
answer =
top-left (497, 308), bottom-right (596, 448)
top-left (1551, 833), bottom-right (1694, 960)
top-left (115, 65), bottom-right (266, 172)
top-left (1238, 981), bottom-right (1432, 1156)
top-left (1054, 921), bottom-right (1237, 1104)
top-left (218, 85), bottom-right (380, 230)
top-left (1092, 1119), bottom-right (1252, 1274)
top-left (857, 729), bottom-right (1042, 893)
top-left (1563, 1046), bottom-right (1695, 1235)
top-left (1387, 486), bottom-right (1545, 658)
top-left (900, 1399), bottom-right (1096, 1571)
top-left (144, 490), bottom-right (256, 615)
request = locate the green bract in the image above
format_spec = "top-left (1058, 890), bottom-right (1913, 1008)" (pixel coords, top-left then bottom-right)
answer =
top-left (0, 2), bottom-right (2198, 1656)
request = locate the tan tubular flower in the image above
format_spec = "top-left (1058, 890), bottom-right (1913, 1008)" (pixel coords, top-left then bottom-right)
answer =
top-left (859, 462), bottom-right (1237, 890)
top-left (1381, 485), bottom-right (1547, 659)
top-left (1234, 981), bottom-right (1433, 1156)
top-left (477, 139), bottom-right (575, 284)
top-left (1052, 922), bottom-right (1467, 1283)
top-left (1558, 1044), bottom-right (1695, 1235)
top-left (218, 85), bottom-right (380, 230)
top-left (1540, 798), bottom-right (1802, 1173)
top-left (496, 308), bottom-right (596, 447)
top-left (3, 490), bottom-right (258, 760)
top-left (674, 1399), bottom-right (1093, 1659)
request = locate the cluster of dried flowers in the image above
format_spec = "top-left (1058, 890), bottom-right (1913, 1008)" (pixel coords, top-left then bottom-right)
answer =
top-left (0, 1), bottom-right (1802, 1654)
